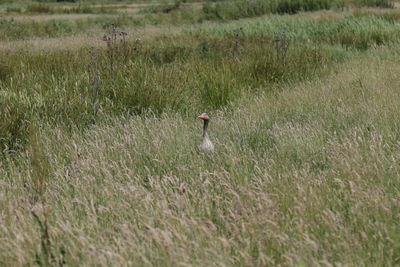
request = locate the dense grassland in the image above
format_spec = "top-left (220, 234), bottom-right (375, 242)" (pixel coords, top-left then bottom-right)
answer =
top-left (1, 0), bottom-right (400, 265)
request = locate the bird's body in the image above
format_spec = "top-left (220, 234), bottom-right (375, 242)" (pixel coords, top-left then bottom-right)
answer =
top-left (199, 130), bottom-right (214, 153)
top-left (196, 113), bottom-right (214, 153)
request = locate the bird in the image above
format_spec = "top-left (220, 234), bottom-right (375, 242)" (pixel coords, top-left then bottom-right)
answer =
top-left (196, 113), bottom-right (214, 153)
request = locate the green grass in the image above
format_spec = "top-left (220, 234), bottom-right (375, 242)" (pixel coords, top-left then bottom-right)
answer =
top-left (0, 0), bottom-right (396, 41)
top-left (0, 15), bottom-right (147, 41)
top-left (200, 0), bottom-right (392, 21)
top-left (25, 3), bottom-right (114, 14)
top-left (0, 30), bottom-right (335, 151)
top-left (1, 1), bottom-right (400, 265)
top-left (202, 0), bottom-right (335, 20)
top-left (2, 39), bottom-right (331, 151)
top-left (1, 48), bottom-right (400, 265)
top-left (3, 10), bottom-right (400, 150)
top-left (356, 0), bottom-right (394, 7)
top-left (193, 13), bottom-right (400, 49)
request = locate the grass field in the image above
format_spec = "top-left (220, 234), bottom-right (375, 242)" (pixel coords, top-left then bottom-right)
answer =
top-left (1, 0), bottom-right (400, 266)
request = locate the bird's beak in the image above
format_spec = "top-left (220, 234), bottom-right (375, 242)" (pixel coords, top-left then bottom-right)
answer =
top-left (198, 115), bottom-right (204, 119)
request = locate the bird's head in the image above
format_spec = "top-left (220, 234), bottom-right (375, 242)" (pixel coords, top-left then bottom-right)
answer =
top-left (198, 113), bottom-right (210, 121)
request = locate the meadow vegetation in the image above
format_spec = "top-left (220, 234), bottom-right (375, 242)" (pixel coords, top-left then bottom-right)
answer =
top-left (0, 0), bottom-right (400, 265)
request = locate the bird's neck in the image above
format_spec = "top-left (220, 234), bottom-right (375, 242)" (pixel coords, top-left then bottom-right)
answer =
top-left (203, 120), bottom-right (209, 138)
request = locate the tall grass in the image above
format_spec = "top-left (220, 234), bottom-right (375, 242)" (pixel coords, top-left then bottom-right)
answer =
top-left (356, 0), bottom-right (394, 7)
top-left (1, 2), bottom-right (400, 265)
top-left (0, 0), bottom-right (396, 41)
top-left (194, 13), bottom-right (400, 50)
top-left (202, 0), bottom-right (340, 20)
top-left (0, 15), bottom-right (144, 41)
top-left (2, 11), bottom-right (400, 151)
top-left (1, 49), bottom-right (399, 265)
top-left (26, 3), bottom-right (53, 13)
top-left (0, 34), bottom-right (331, 151)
